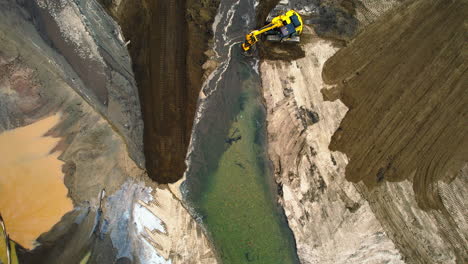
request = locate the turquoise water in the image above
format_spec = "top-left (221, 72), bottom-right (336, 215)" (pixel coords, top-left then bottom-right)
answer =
top-left (184, 46), bottom-right (299, 263)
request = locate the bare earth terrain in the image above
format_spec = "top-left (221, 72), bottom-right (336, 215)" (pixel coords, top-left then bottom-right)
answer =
top-left (1, 0), bottom-right (467, 263)
top-left (260, 0), bottom-right (467, 263)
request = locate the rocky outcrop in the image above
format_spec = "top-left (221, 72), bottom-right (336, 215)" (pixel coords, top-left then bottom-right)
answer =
top-left (260, 0), bottom-right (467, 263)
top-left (0, 1), bottom-right (216, 263)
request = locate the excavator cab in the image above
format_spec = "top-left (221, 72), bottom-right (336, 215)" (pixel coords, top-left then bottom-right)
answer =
top-left (242, 10), bottom-right (303, 53)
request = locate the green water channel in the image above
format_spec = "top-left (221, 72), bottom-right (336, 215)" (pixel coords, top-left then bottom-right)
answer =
top-left (185, 53), bottom-right (299, 263)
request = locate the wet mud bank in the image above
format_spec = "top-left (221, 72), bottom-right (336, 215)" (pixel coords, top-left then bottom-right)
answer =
top-left (99, 0), bottom-right (220, 183)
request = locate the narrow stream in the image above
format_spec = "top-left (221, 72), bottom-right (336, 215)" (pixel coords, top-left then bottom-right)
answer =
top-left (184, 0), bottom-right (299, 263)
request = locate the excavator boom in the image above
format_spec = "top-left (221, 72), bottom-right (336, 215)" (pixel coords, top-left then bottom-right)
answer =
top-left (242, 10), bottom-right (303, 52)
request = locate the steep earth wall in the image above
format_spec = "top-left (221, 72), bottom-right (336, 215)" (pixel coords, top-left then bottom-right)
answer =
top-left (98, 0), bottom-right (220, 183)
top-left (0, 1), bottom-right (217, 263)
top-left (323, 0), bottom-right (468, 262)
top-left (260, 0), bottom-right (467, 263)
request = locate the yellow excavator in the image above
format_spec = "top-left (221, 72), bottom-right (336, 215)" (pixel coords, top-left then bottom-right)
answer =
top-left (242, 9), bottom-right (303, 52)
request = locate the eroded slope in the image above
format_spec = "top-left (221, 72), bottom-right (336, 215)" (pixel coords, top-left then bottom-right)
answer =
top-left (323, 0), bottom-right (468, 262)
top-left (260, 0), bottom-right (467, 263)
top-left (99, 0), bottom-right (220, 183)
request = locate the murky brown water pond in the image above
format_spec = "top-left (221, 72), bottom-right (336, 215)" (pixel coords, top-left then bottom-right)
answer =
top-left (0, 114), bottom-right (73, 249)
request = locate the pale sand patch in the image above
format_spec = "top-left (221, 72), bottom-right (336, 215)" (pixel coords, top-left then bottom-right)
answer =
top-left (0, 114), bottom-right (73, 249)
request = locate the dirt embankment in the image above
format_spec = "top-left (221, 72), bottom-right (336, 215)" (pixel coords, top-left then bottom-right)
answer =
top-left (324, 0), bottom-right (467, 213)
top-left (99, 0), bottom-right (220, 183)
top-left (323, 0), bottom-right (468, 262)
top-left (259, 0), bottom-right (467, 263)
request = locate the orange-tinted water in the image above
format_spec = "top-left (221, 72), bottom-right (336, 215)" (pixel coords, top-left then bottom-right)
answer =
top-left (0, 114), bottom-right (73, 249)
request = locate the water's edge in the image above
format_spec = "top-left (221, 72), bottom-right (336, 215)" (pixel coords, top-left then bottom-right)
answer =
top-left (182, 0), bottom-right (300, 262)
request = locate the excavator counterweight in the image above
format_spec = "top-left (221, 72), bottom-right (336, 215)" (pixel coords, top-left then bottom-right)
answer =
top-left (242, 10), bottom-right (303, 52)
